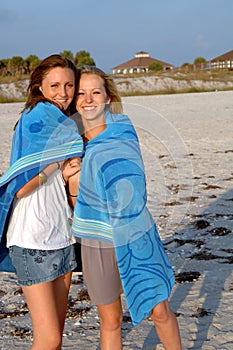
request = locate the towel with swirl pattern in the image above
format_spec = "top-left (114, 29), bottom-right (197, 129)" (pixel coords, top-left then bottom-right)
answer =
top-left (72, 110), bottom-right (174, 325)
top-left (0, 102), bottom-right (83, 271)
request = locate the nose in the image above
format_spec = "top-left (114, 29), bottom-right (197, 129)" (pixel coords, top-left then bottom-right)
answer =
top-left (85, 92), bottom-right (93, 103)
top-left (59, 85), bottom-right (67, 96)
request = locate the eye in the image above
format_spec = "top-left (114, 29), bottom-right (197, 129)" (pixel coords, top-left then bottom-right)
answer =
top-left (77, 91), bottom-right (84, 96)
top-left (51, 83), bottom-right (59, 88)
top-left (93, 90), bottom-right (101, 94)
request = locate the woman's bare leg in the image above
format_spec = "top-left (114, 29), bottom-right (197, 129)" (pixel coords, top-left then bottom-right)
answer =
top-left (97, 297), bottom-right (123, 350)
top-left (53, 271), bottom-right (72, 334)
top-left (150, 300), bottom-right (182, 350)
top-left (22, 271), bottom-right (72, 350)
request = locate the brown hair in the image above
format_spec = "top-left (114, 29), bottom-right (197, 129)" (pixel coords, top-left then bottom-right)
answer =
top-left (77, 66), bottom-right (123, 114)
top-left (23, 54), bottom-right (78, 114)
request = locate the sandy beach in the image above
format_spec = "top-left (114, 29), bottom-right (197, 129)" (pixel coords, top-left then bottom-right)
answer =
top-left (0, 91), bottom-right (232, 349)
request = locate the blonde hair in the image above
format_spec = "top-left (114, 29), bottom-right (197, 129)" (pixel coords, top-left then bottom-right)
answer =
top-left (77, 66), bottom-right (123, 114)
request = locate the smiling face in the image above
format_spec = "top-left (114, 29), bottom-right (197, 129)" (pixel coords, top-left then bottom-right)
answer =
top-left (76, 73), bottom-right (110, 126)
top-left (40, 66), bottom-right (75, 111)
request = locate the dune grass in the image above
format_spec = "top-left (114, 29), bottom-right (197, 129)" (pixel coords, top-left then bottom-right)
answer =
top-left (0, 69), bottom-right (233, 102)
top-left (119, 86), bottom-right (233, 97)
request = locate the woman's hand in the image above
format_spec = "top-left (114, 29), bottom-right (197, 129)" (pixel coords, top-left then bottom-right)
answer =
top-left (62, 157), bottom-right (82, 183)
top-left (62, 157), bottom-right (82, 208)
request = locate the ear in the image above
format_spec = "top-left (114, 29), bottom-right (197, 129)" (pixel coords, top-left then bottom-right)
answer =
top-left (39, 86), bottom-right (42, 92)
top-left (107, 97), bottom-right (111, 104)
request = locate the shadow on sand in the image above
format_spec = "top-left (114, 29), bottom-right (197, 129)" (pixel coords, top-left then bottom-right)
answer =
top-left (140, 187), bottom-right (233, 349)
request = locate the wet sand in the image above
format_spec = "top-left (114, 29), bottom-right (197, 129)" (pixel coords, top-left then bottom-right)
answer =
top-left (0, 91), bottom-right (233, 349)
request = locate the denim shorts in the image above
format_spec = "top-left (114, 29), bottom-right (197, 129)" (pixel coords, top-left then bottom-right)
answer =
top-left (9, 245), bottom-right (77, 286)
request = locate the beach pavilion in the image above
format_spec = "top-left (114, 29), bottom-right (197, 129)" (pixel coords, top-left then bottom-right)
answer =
top-left (208, 49), bottom-right (233, 69)
top-left (112, 51), bottom-right (174, 74)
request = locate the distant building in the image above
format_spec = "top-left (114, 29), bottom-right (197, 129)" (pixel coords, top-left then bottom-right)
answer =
top-left (209, 49), bottom-right (233, 69)
top-left (112, 51), bottom-right (174, 74)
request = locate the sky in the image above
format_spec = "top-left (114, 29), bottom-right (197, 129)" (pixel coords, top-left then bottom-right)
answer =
top-left (1, 0), bottom-right (233, 73)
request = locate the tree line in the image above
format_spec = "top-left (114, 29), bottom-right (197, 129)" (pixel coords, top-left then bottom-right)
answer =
top-left (0, 50), bottom-right (95, 76)
top-left (0, 50), bottom-right (208, 77)
top-left (148, 57), bottom-right (207, 72)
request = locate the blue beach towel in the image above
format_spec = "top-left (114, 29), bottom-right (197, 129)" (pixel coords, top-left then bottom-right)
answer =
top-left (0, 102), bottom-right (83, 271)
top-left (72, 111), bottom-right (174, 325)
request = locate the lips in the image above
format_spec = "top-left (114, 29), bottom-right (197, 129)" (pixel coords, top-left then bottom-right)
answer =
top-left (56, 99), bottom-right (68, 104)
top-left (53, 99), bottom-right (70, 110)
top-left (83, 106), bottom-right (96, 111)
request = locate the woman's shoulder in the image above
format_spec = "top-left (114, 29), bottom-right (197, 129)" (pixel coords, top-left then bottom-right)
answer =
top-left (35, 101), bottom-right (61, 113)
top-left (16, 102), bottom-right (68, 134)
top-left (106, 111), bottom-right (137, 139)
top-left (107, 111), bottom-right (132, 124)
top-left (21, 101), bottom-right (58, 117)
top-left (28, 102), bottom-right (67, 121)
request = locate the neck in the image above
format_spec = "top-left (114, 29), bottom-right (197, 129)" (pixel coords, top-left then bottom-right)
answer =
top-left (83, 122), bottom-right (106, 142)
top-left (82, 114), bottom-right (106, 142)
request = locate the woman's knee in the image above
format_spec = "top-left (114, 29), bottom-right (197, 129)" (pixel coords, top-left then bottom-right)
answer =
top-left (150, 300), bottom-right (172, 324)
top-left (99, 310), bottom-right (122, 331)
top-left (98, 300), bottom-right (123, 331)
top-left (101, 316), bottom-right (122, 332)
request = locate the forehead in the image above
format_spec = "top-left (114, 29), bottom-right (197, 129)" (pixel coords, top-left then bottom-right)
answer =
top-left (43, 67), bottom-right (74, 81)
top-left (79, 73), bottom-right (105, 88)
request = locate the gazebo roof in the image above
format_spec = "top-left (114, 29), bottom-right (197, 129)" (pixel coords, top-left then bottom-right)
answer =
top-left (112, 52), bottom-right (173, 70)
top-left (211, 49), bottom-right (233, 62)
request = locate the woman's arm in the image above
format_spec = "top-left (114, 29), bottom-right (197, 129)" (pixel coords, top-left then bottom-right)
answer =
top-left (15, 162), bottom-right (62, 198)
top-left (65, 171), bottom-right (80, 209)
top-left (62, 157), bottom-right (81, 209)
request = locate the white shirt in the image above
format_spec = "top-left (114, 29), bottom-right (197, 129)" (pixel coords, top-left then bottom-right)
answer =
top-left (7, 170), bottom-right (76, 249)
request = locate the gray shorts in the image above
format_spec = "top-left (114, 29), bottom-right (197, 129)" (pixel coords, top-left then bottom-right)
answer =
top-left (9, 245), bottom-right (77, 286)
top-left (81, 239), bottom-right (122, 305)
